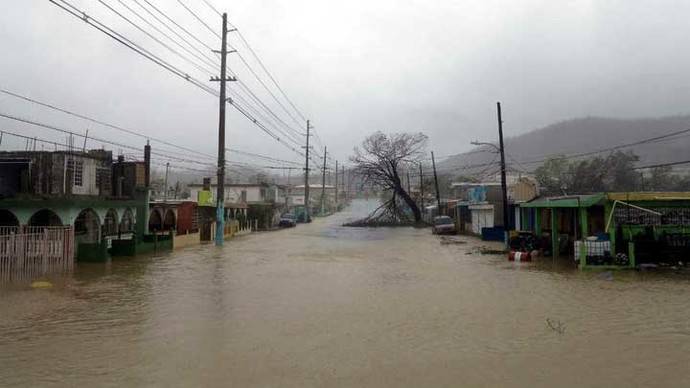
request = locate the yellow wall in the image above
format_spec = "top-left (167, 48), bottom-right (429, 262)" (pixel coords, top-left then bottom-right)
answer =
top-left (173, 231), bottom-right (200, 249)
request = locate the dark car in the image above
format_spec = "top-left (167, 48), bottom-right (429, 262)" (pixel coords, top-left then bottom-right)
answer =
top-left (432, 216), bottom-right (456, 235)
top-left (279, 213), bottom-right (297, 227)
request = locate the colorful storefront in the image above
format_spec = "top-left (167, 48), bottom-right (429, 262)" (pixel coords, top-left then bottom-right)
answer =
top-left (520, 192), bottom-right (690, 269)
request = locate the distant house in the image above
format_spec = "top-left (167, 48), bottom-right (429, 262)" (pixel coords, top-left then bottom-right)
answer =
top-left (290, 184), bottom-right (336, 213)
top-left (188, 181), bottom-right (289, 229)
top-left (450, 176), bottom-right (538, 238)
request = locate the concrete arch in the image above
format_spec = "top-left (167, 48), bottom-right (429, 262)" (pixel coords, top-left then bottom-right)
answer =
top-left (149, 208), bottom-right (163, 232)
top-left (74, 208), bottom-right (101, 243)
top-left (0, 209), bottom-right (20, 227)
top-left (103, 208), bottom-right (119, 236)
top-left (163, 209), bottom-right (176, 231)
top-left (120, 207), bottom-right (134, 233)
top-left (28, 209), bottom-right (64, 226)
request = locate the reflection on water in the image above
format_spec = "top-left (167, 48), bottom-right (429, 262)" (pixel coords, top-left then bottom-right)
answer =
top-left (1, 199), bottom-right (689, 387)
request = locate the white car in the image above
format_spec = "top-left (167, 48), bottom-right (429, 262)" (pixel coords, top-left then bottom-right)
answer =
top-left (432, 216), bottom-right (456, 234)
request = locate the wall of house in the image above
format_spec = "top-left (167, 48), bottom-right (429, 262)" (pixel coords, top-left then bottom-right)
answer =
top-left (175, 201), bottom-right (198, 234)
top-left (509, 179), bottom-right (538, 202)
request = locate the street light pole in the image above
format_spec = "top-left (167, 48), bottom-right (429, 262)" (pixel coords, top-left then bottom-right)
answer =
top-left (496, 102), bottom-right (509, 247)
top-left (470, 102), bottom-right (510, 248)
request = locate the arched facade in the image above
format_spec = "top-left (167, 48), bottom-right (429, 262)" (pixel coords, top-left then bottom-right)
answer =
top-left (28, 209), bottom-right (63, 226)
top-left (103, 208), bottom-right (119, 236)
top-left (120, 207), bottom-right (134, 234)
top-left (0, 209), bottom-right (20, 227)
top-left (74, 208), bottom-right (101, 243)
top-left (163, 209), bottom-right (176, 231)
top-left (148, 209), bottom-right (163, 232)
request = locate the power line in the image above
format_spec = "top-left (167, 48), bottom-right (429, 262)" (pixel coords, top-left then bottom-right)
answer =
top-left (175, 0), bottom-right (220, 39)
top-left (116, 0), bottom-right (220, 72)
top-left (129, 0), bottom-right (306, 146)
top-left (634, 160), bottom-right (690, 170)
top-left (97, 0), bottom-right (215, 76)
top-left (200, 0), bottom-right (222, 17)
top-left (0, 87), bottom-right (214, 159)
top-left (517, 127), bottom-right (690, 167)
top-left (49, 0), bottom-right (306, 158)
top-left (226, 148), bottom-right (301, 166)
top-left (235, 29), bottom-right (308, 123)
top-left (0, 111), bottom-right (223, 168)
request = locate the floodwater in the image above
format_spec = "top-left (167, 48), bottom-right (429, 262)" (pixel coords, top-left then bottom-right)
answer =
top-left (1, 199), bottom-right (689, 387)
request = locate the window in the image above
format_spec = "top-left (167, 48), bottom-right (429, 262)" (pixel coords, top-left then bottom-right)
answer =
top-left (67, 158), bottom-right (84, 187)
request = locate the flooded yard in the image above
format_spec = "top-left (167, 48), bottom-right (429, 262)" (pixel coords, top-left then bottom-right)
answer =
top-left (1, 200), bottom-right (689, 387)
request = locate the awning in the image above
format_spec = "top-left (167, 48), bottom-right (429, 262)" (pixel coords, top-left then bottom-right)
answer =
top-left (520, 193), bottom-right (605, 208)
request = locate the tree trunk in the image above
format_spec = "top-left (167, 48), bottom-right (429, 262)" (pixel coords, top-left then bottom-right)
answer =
top-left (395, 185), bottom-right (421, 223)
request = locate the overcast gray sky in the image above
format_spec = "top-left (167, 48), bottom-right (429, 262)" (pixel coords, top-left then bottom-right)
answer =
top-left (2, 0), bottom-right (690, 172)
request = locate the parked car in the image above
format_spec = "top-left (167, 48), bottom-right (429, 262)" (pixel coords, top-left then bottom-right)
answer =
top-left (432, 216), bottom-right (456, 234)
top-left (279, 213), bottom-right (297, 227)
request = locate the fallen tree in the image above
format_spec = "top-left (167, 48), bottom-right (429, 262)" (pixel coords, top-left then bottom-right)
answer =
top-left (345, 131), bottom-right (427, 227)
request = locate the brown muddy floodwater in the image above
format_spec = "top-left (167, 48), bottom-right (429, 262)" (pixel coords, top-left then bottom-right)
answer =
top-left (1, 199), bottom-right (689, 387)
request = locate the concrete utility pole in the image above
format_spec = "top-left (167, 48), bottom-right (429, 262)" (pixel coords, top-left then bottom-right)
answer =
top-left (320, 146), bottom-right (327, 215)
top-left (334, 160), bottom-right (338, 208)
top-left (211, 13), bottom-right (237, 246)
top-left (303, 120), bottom-right (312, 222)
top-left (431, 151), bottom-right (441, 213)
top-left (497, 102), bottom-right (510, 247)
top-left (163, 162), bottom-right (169, 202)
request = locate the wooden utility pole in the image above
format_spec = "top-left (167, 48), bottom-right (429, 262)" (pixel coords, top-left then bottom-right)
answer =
top-left (431, 151), bottom-right (441, 213)
top-left (497, 102), bottom-right (510, 247)
top-left (303, 120), bottom-right (312, 222)
top-left (334, 160), bottom-right (339, 208)
top-left (419, 162), bottom-right (424, 213)
top-left (210, 13), bottom-right (236, 246)
top-left (320, 146), bottom-right (327, 215)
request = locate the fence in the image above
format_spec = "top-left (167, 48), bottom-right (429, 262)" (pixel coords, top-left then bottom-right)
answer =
top-left (0, 226), bottom-right (74, 282)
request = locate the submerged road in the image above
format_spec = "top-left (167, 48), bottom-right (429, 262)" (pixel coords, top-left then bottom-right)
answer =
top-left (1, 199), bottom-right (689, 387)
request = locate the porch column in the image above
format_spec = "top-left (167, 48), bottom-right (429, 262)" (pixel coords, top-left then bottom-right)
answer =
top-left (579, 207), bottom-right (589, 238)
top-left (605, 201), bottom-right (616, 254)
top-left (534, 208), bottom-right (542, 235)
top-left (551, 208), bottom-right (558, 258)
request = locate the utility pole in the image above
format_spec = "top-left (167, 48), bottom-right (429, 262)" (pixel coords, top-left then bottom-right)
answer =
top-left (419, 162), bottom-right (424, 213)
top-left (406, 170), bottom-right (411, 194)
top-left (334, 160), bottom-right (339, 209)
top-left (210, 13), bottom-right (237, 246)
top-left (320, 146), bottom-right (327, 215)
top-left (497, 102), bottom-right (510, 247)
top-left (303, 120), bottom-right (312, 222)
top-left (163, 162), bottom-right (169, 202)
top-left (431, 151), bottom-right (441, 213)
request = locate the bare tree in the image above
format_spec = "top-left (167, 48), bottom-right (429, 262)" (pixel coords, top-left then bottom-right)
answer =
top-left (350, 131), bottom-right (428, 224)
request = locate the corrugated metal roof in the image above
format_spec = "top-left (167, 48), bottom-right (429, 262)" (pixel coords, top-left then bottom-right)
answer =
top-left (521, 193), bottom-right (605, 208)
top-left (607, 192), bottom-right (690, 201)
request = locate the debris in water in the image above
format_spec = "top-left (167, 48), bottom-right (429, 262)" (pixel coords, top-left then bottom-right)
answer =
top-left (546, 318), bottom-right (566, 334)
top-left (479, 248), bottom-right (506, 255)
top-left (31, 281), bottom-right (53, 289)
top-left (439, 236), bottom-right (467, 245)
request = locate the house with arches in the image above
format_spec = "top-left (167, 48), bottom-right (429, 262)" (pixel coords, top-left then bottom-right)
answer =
top-left (0, 148), bottom-right (152, 262)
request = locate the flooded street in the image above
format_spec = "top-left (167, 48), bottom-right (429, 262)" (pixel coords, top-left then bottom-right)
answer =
top-left (1, 199), bottom-right (689, 387)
